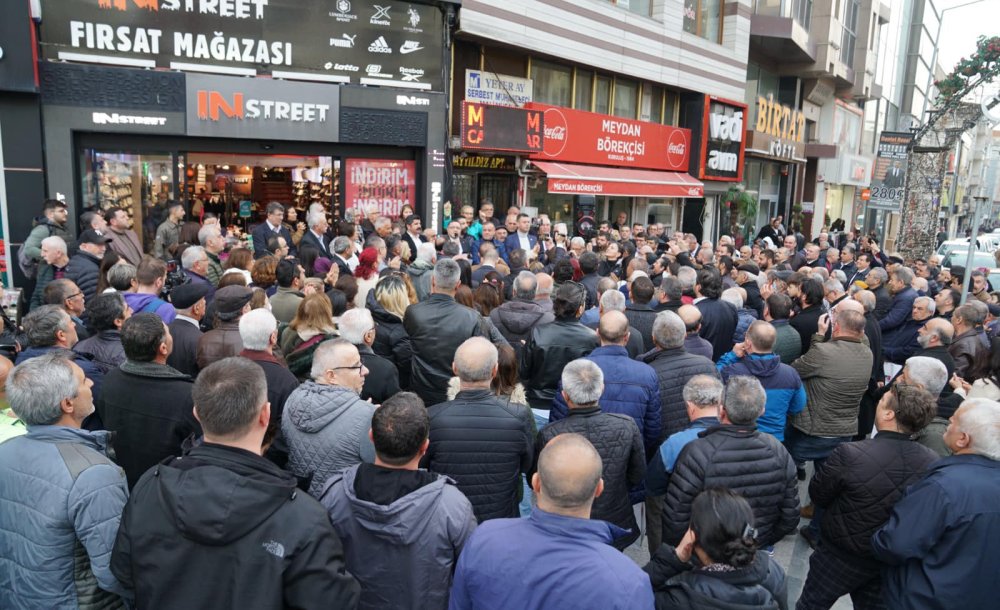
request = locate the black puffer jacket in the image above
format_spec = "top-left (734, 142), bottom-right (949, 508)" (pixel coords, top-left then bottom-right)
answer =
top-left (645, 544), bottom-right (788, 610)
top-left (809, 431), bottom-right (938, 558)
top-left (403, 294), bottom-right (484, 406)
top-left (534, 407), bottom-right (645, 549)
top-left (624, 303), bottom-right (657, 353)
top-left (366, 291), bottom-right (413, 390)
top-left (696, 297), bottom-right (738, 360)
top-left (520, 319), bottom-right (599, 410)
top-left (663, 425), bottom-right (799, 548)
top-left (421, 388), bottom-right (533, 522)
top-left (73, 329), bottom-right (126, 374)
top-left (641, 347), bottom-right (719, 442)
top-left (65, 250), bottom-right (102, 305)
top-left (489, 299), bottom-right (554, 361)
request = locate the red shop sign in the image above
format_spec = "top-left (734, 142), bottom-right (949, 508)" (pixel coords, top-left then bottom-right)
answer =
top-left (344, 159), bottom-right (416, 218)
top-left (526, 102), bottom-right (692, 171)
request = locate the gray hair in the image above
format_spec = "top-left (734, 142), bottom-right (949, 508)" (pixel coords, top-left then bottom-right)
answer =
top-left (238, 308), bottom-right (278, 351)
top-left (307, 212), bottom-right (326, 230)
top-left (561, 359), bottom-right (604, 407)
top-left (265, 202), bottom-right (285, 216)
top-left (723, 376), bottom-right (766, 425)
top-left (6, 352), bottom-right (80, 426)
top-left (599, 289), bottom-right (626, 312)
top-left (677, 266), bottom-right (697, 292)
top-left (454, 337), bottom-right (498, 382)
top-left (823, 278), bottom-right (845, 295)
top-left (892, 266), bottom-right (914, 285)
top-left (956, 398), bottom-right (1000, 460)
top-left (417, 242), bottom-right (436, 263)
top-left (682, 374), bottom-right (724, 407)
top-left (830, 270), bottom-right (847, 285)
top-left (23, 305), bottom-right (72, 347)
top-left (570, 236), bottom-right (585, 249)
top-left (855, 290), bottom-right (875, 312)
top-left (514, 271), bottom-right (537, 300)
top-left (652, 310), bottom-right (686, 349)
top-left (310, 338), bottom-right (356, 381)
top-left (721, 288), bottom-right (743, 309)
top-left (914, 296), bottom-right (935, 314)
top-left (966, 300), bottom-right (988, 325)
top-left (338, 308), bottom-right (375, 345)
top-left (198, 224), bottom-right (221, 246)
top-left (181, 245), bottom-right (206, 270)
top-left (364, 235), bottom-right (386, 251)
top-left (192, 357), bottom-right (269, 438)
top-left (332, 235), bottom-right (352, 256)
top-left (41, 235), bottom-right (67, 256)
top-left (433, 258), bottom-right (461, 291)
top-left (868, 267), bottom-right (888, 284)
top-left (535, 273), bottom-right (554, 298)
top-left (955, 303), bottom-right (984, 326)
top-left (904, 356), bottom-right (948, 396)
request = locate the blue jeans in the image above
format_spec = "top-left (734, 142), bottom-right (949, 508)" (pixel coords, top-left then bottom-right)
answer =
top-left (785, 428), bottom-right (851, 538)
top-left (519, 410), bottom-right (550, 517)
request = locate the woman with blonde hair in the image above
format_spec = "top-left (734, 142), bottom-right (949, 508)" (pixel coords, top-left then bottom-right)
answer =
top-left (367, 273), bottom-right (412, 387)
top-left (281, 293), bottom-right (339, 379)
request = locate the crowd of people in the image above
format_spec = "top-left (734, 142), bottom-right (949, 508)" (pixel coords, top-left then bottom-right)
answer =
top-left (0, 196), bottom-right (998, 610)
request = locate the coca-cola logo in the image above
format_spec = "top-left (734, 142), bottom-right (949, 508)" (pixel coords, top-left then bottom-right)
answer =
top-left (666, 130), bottom-right (689, 170)
top-left (542, 108), bottom-right (568, 158)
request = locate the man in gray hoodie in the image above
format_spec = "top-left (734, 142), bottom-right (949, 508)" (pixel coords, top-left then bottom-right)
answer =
top-left (321, 391), bottom-right (476, 610)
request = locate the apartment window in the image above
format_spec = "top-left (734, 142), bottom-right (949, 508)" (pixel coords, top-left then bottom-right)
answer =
top-left (663, 90), bottom-right (678, 125)
top-left (605, 0), bottom-right (652, 17)
top-left (613, 78), bottom-right (639, 119)
top-left (684, 0), bottom-right (724, 43)
top-left (595, 76), bottom-right (612, 115)
top-left (841, 0), bottom-right (860, 64)
top-left (531, 59), bottom-right (572, 106)
top-left (575, 69), bottom-right (594, 110)
top-left (793, 0), bottom-right (812, 28)
top-left (642, 86), bottom-right (663, 123)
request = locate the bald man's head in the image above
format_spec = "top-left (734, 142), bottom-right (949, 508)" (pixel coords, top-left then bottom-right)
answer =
top-left (535, 273), bottom-right (553, 299)
top-left (745, 320), bottom-right (776, 353)
top-left (834, 298), bottom-right (864, 316)
top-left (453, 337), bottom-right (498, 383)
top-left (533, 433), bottom-right (604, 514)
top-left (678, 304), bottom-right (702, 333)
top-left (598, 310), bottom-right (629, 345)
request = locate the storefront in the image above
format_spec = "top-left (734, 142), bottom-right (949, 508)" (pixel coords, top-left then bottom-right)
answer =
top-left (743, 95), bottom-right (807, 240)
top-left (523, 103), bottom-right (702, 236)
top-left (28, 0), bottom-right (454, 238)
top-left (682, 95), bottom-right (748, 243)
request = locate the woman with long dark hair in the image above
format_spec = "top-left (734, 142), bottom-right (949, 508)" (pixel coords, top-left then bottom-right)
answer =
top-left (645, 488), bottom-right (787, 609)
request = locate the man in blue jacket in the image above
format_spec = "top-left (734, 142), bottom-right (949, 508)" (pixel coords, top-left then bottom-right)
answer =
top-left (872, 397), bottom-right (1000, 610)
top-left (878, 266), bottom-right (917, 334)
top-left (717, 320), bottom-right (806, 441)
top-left (882, 296), bottom-right (934, 365)
top-left (0, 353), bottom-right (130, 608)
top-left (550, 310), bottom-right (661, 457)
top-left (449, 433), bottom-right (654, 610)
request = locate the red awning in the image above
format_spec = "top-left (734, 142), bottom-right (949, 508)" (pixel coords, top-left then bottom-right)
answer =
top-left (532, 161), bottom-right (704, 198)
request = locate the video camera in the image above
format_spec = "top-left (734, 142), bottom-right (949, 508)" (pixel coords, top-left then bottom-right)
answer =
top-left (162, 260), bottom-right (191, 298)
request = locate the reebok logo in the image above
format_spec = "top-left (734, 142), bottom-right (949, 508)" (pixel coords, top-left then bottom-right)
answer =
top-left (399, 40), bottom-right (423, 54)
top-left (368, 36), bottom-right (392, 53)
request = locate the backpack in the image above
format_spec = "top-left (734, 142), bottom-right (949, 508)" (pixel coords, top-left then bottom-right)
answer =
top-left (140, 297), bottom-right (168, 314)
top-left (17, 245), bottom-right (40, 280)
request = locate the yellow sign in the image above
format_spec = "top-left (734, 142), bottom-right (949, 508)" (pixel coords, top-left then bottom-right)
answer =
top-left (755, 94), bottom-right (805, 143)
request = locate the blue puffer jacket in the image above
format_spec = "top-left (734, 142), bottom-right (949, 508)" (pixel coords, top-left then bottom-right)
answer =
top-left (0, 426), bottom-right (129, 609)
top-left (732, 307), bottom-right (759, 344)
top-left (881, 317), bottom-right (923, 365)
top-left (717, 352), bottom-right (806, 441)
top-left (550, 345), bottom-right (661, 455)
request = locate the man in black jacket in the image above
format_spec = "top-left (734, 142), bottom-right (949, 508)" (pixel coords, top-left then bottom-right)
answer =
top-left (237, 308), bottom-right (299, 445)
top-left (165, 282), bottom-right (208, 377)
top-left (489, 271), bottom-right (554, 362)
top-left (662, 376), bottom-right (799, 549)
top-left (73, 292), bottom-right (128, 374)
top-left (624, 276), bottom-right (657, 351)
top-left (338, 307), bottom-right (399, 405)
top-left (694, 268), bottom-right (737, 360)
top-left (96, 313), bottom-right (200, 489)
top-left (111, 357), bottom-right (360, 609)
top-left (789, 278), bottom-right (825, 355)
top-left (422, 338), bottom-right (533, 522)
top-left (403, 258), bottom-right (485, 405)
top-left (520, 282), bottom-right (599, 415)
top-left (65, 229), bottom-right (111, 307)
top-left (866, 267), bottom-right (892, 319)
top-left (534, 359), bottom-right (644, 550)
top-left (797, 384), bottom-right (938, 608)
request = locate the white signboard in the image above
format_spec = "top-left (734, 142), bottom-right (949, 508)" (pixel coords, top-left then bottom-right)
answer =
top-left (465, 69), bottom-right (533, 107)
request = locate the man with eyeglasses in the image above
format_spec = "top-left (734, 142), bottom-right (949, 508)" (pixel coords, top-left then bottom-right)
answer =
top-left (338, 308), bottom-right (399, 405)
top-left (251, 202), bottom-right (296, 260)
top-left (282, 338), bottom-right (377, 498)
top-left (43, 278), bottom-right (90, 341)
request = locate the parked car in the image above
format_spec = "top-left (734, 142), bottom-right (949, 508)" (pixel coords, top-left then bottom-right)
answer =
top-left (942, 250), bottom-right (996, 270)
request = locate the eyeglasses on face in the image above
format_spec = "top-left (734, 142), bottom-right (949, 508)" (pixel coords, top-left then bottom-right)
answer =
top-left (328, 362), bottom-right (367, 373)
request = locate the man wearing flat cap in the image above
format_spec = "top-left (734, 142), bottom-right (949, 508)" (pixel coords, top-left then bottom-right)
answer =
top-left (167, 282), bottom-right (211, 377)
top-left (196, 285), bottom-right (251, 370)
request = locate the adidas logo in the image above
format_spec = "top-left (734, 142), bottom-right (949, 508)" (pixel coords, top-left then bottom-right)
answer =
top-left (368, 36), bottom-right (392, 53)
